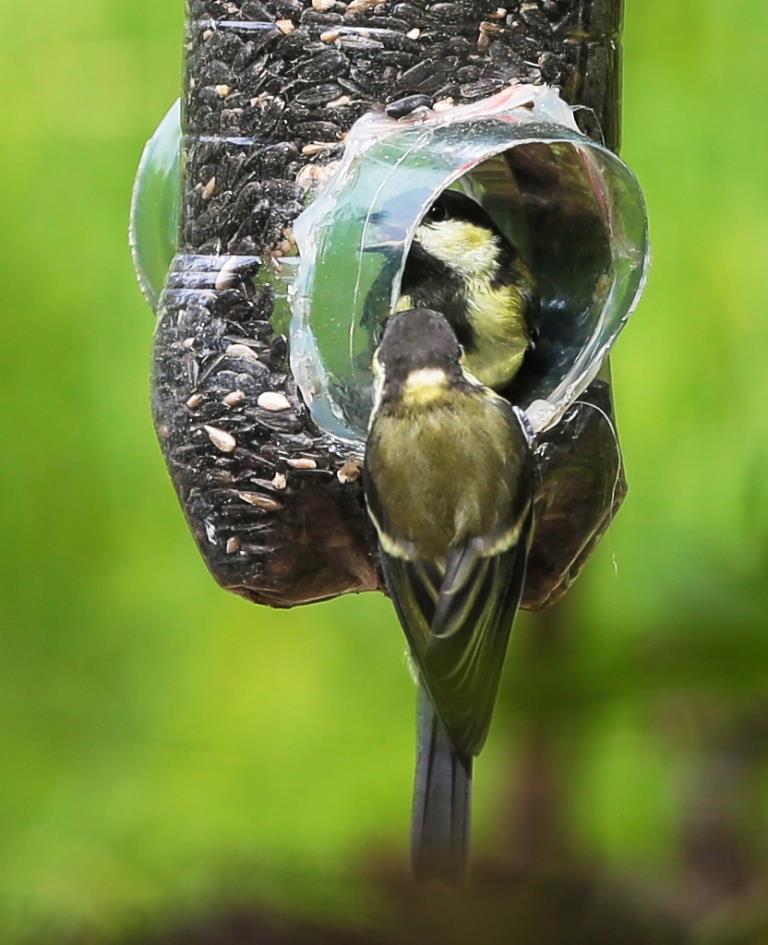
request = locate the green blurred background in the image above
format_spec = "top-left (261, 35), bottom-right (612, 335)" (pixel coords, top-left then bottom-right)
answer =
top-left (1, 2), bottom-right (767, 942)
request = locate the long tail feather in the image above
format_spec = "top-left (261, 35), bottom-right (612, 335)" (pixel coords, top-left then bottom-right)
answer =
top-left (411, 685), bottom-right (472, 883)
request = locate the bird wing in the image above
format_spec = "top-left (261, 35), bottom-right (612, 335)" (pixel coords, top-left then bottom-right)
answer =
top-left (377, 424), bottom-right (534, 759)
top-left (382, 511), bottom-right (532, 759)
top-left (423, 505), bottom-right (532, 757)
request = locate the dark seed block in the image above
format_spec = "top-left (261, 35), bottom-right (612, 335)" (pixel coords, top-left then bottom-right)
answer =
top-left (152, 0), bottom-right (627, 607)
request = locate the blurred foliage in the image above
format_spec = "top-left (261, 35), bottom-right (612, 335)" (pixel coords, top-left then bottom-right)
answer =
top-left (1, 0), bottom-right (767, 943)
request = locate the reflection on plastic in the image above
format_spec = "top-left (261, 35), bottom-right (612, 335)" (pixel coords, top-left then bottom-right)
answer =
top-left (131, 87), bottom-right (649, 449)
top-left (130, 100), bottom-right (182, 311)
top-left (290, 85), bottom-right (649, 444)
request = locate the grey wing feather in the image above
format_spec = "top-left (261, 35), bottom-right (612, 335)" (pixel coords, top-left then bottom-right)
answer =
top-left (380, 553), bottom-right (435, 647)
top-left (380, 485), bottom-right (534, 759)
top-left (425, 506), bottom-right (533, 756)
top-left (371, 401), bottom-right (535, 759)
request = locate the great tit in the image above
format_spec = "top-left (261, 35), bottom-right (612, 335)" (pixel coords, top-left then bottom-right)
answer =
top-left (363, 309), bottom-right (535, 882)
top-left (398, 191), bottom-right (539, 392)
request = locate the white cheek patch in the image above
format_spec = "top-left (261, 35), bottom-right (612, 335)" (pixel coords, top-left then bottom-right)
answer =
top-left (403, 367), bottom-right (448, 393)
top-left (417, 220), bottom-right (464, 260)
top-left (417, 221), bottom-right (499, 280)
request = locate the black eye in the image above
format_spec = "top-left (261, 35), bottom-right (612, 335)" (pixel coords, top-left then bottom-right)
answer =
top-left (425, 200), bottom-right (447, 223)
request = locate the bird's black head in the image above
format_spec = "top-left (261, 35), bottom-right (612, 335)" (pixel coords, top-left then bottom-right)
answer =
top-left (406, 191), bottom-right (505, 285)
top-left (378, 309), bottom-right (461, 375)
top-left (373, 309), bottom-right (466, 408)
top-left (421, 190), bottom-right (499, 231)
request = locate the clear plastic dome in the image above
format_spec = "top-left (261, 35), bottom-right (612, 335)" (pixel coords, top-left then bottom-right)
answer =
top-left (130, 100), bottom-right (182, 311)
top-left (131, 85), bottom-right (649, 444)
top-left (289, 85), bottom-right (649, 442)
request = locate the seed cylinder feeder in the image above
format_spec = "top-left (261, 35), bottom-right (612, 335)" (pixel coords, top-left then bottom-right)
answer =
top-left (132, 1), bottom-right (647, 610)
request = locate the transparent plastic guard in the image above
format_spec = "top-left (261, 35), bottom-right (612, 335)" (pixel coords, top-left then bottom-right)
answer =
top-left (290, 85), bottom-right (649, 442)
top-left (131, 87), bottom-right (649, 443)
top-left (130, 100), bottom-right (182, 311)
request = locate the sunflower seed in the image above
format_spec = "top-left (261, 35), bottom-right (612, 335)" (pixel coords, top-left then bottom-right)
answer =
top-left (201, 177), bottom-right (217, 200)
top-left (223, 389), bottom-right (246, 406)
top-left (237, 491), bottom-right (283, 511)
top-left (257, 391), bottom-right (292, 411)
top-left (205, 425), bottom-right (237, 453)
top-left (337, 458), bottom-right (362, 483)
top-left (225, 343), bottom-right (260, 361)
top-left (385, 93), bottom-right (432, 117)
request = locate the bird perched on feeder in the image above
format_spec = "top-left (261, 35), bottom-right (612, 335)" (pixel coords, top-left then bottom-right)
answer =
top-left (363, 309), bottom-right (535, 882)
top-left (397, 190), bottom-right (539, 393)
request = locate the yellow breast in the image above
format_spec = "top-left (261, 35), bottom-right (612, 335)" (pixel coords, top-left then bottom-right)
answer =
top-left (464, 285), bottom-right (529, 389)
